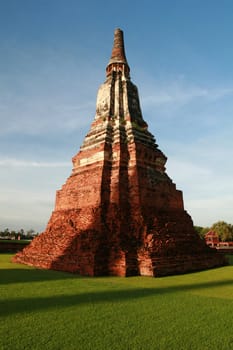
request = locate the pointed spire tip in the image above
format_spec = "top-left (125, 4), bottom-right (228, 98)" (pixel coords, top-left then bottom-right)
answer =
top-left (108, 28), bottom-right (128, 65)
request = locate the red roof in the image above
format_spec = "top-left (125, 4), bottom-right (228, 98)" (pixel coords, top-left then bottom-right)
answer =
top-left (205, 230), bottom-right (219, 238)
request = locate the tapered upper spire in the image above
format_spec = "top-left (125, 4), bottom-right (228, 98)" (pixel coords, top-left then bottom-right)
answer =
top-left (106, 28), bottom-right (130, 78)
top-left (108, 28), bottom-right (128, 65)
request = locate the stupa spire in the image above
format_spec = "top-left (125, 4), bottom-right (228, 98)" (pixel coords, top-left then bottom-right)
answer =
top-left (106, 28), bottom-right (130, 77)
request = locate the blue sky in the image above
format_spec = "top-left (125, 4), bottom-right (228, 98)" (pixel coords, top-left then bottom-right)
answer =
top-left (1, 0), bottom-right (233, 231)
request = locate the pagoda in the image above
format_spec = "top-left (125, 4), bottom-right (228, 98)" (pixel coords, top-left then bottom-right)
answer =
top-left (14, 29), bottom-right (226, 276)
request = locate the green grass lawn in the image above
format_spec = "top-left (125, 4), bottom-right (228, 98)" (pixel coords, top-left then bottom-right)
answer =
top-left (0, 240), bottom-right (31, 244)
top-left (1, 254), bottom-right (233, 350)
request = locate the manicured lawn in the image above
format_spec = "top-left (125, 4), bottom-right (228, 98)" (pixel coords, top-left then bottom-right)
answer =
top-left (0, 254), bottom-right (233, 350)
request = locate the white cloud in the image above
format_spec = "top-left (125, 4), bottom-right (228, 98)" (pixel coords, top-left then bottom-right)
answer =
top-left (141, 81), bottom-right (233, 108)
top-left (0, 45), bottom-right (100, 136)
top-left (0, 96), bottom-right (94, 135)
top-left (0, 158), bottom-right (70, 168)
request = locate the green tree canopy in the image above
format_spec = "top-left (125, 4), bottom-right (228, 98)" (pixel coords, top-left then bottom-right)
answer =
top-left (194, 226), bottom-right (210, 238)
top-left (211, 221), bottom-right (233, 242)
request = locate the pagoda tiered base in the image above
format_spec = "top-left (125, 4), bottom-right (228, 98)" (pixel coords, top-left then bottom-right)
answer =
top-left (14, 206), bottom-right (226, 276)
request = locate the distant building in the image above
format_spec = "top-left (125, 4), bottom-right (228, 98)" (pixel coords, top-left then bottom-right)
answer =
top-left (205, 231), bottom-right (233, 249)
top-left (205, 231), bottom-right (219, 247)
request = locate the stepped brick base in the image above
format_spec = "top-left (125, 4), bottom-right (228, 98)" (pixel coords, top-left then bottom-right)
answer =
top-left (14, 207), bottom-right (226, 276)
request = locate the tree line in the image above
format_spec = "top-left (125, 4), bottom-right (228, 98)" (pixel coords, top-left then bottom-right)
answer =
top-left (0, 228), bottom-right (39, 240)
top-left (1, 221), bottom-right (233, 242)
top-left (195, 221), bottom-right (233, 242)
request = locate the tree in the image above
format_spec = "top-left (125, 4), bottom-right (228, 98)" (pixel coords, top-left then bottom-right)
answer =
top-left (194, 226), bottom-right (210, 239)
top-left (211, 221), bottom-right (233, 242)
top-left (201, 226), bottom-right (210, 236)
top-left (3, 228), bottom-right (10, 237)
top-left (26, 229), bottom-right (35, 236)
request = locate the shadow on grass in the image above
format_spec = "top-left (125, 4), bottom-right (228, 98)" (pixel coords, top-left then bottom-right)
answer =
top-left (226, 254), bottom-right (233, 265)
top-left (2, 254), bottom-right (232, 285)
top-left (1, 278), bottom-right (233, 317)
top-left (0, 268), bottom-right (79, 285)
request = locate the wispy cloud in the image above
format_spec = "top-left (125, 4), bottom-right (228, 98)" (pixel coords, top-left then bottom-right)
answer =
top-left (141, 80), bottom-right (233, 107)
top-left (0, 45), bottom-right (99, 136)
top-left (0, 158), bottom-right (70, 168)
top-left (0, 96), bottom-right (94, 135)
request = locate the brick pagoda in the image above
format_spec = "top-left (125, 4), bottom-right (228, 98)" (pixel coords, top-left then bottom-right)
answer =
top-left (14, 29), bottom-right (226, 276)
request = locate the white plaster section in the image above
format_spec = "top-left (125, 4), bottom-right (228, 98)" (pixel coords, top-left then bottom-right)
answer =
top-left (95, 82), bottom-right (111, 119)
top-left (79, 151), bottom-right (110, 166)
top-left (122, 80), bottom-right (130, 117)
top-left (114, 74), bottom-right (120, 117)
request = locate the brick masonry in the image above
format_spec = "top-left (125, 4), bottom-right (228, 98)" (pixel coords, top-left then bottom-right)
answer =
top-left (13, 29), bottom-right (226, 276)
